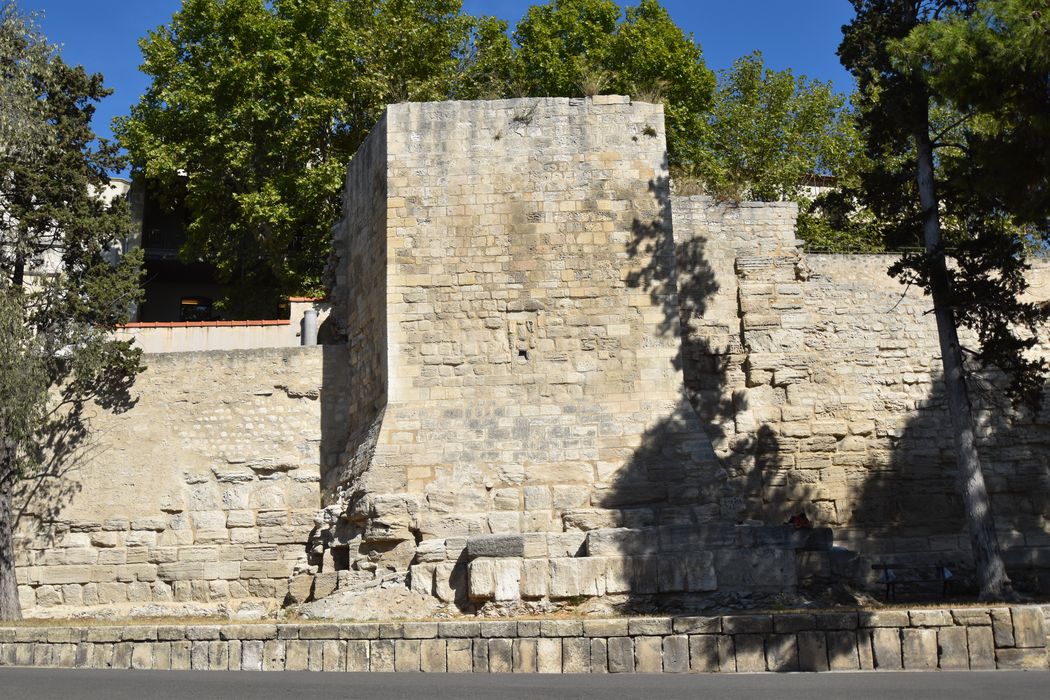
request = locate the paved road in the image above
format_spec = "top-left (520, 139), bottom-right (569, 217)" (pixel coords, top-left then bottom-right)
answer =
top-left (1, 668), bottom-right (1048, 699)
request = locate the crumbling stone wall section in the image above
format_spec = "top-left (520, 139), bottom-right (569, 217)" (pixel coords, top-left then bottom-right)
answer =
top-left (14, 348), bottom-right (328, 617)
top-left (674, 197), bottom-right (1050, 587)
top-left (326, 97), bottom-right (728, 583)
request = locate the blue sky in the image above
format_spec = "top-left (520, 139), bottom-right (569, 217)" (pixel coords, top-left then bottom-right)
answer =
top-left (20, 0), bottom-right (856, 150)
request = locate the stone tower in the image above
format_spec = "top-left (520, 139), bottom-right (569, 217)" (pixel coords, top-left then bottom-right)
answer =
top-left (324, 97), bottom-right (732, 579)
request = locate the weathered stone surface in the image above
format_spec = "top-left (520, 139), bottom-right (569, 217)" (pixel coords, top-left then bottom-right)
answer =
top-left (262, 640), bottom-right (284, 671)
top-left (15, 349), bottom-right (322, 615)
top-left (734, 635), bottom-right (766, 672)
top-left (826, 631), bottom-right (859, 671)
top-left (420, 639), bottom-right (446, 673)
top-left (394, 640), bottom-right (420, 672)
top-left (370, 640), bottom-right (395, 672)
top-left (607, 637), bottom-right (635, 674)
top-left (468, 558), bottom-right (520, 601)
top-left (717, 636), bottom-right (736, 673)
top-left (562, 638), bottom-right (590, 673)
top-left (446, 639), bottom-right (471, 673)
top-left (773, 614), bottom-right (815, 634)
top-left (937, 627), bottom-right (969, 670)
top-left (472, 638), bottom-right (490, 672)
top-left (512, 639), bottom-right (538, 673)
top-left (629, 618), bottom-right (673, 636)
top-left (689, 635), bottom-right (719, 672)
top-left (346, 640), bottom-right (370, 672)
top-left (537, 638), bottom-right (562, 673)
top-left (967, 626), bottom-right (996, 670)
top-left (489, 639), bottom-right (513, 673)
top-left (871, 628), bottom-right (902, 671)
top-left (860, 611), bottom-right (910, 628)
top-left (901, 629), bottom-right (937, 670)
top-left (285, 640), bottom-right (308, 671)
top-left (240, 640), bottom-right (263, 671)
top-left (1010, 606), bottom-right (1047, 648)
top-left (765, 634), bottom-right (798, 672)
top-left (910, 609), bottom-right (952, 627)
top-left (634, 636), bottom-right (663, 673)
top-left (995, 647), bottom-right (1048, 670)
top-left (590, 638), bottom-right (608, 674)
top-left (991, 608), bottom-right (1015, 648)
top-left (722, 615), bottom-right (772, 635)
top-left (465, 535), bottom-right (525, 559)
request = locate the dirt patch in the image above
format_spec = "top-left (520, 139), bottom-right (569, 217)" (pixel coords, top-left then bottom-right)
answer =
top-left (290, 584), bottom-right (447, 621)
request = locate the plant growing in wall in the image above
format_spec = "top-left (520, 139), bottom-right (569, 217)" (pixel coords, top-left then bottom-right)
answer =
top-left (0, 1), bottom-right (144, 620)
top-left (840, 0), bottom-right (1049, 599)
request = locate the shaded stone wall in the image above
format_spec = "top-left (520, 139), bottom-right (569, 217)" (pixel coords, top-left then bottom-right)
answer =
top-left (326, 98), bottom-right (727, 579)
top-left (14, 347), bottom-right (336, 617)
top-left (674, 197), bottom-right (1050, 587)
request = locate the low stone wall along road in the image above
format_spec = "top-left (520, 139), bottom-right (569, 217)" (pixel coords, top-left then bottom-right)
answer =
top-left (2, 606), bottom-right (1047, 674)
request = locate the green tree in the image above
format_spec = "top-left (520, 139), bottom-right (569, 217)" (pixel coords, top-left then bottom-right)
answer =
top-left (117, 0), bottom-right (483, 317)
top-left (696, 52), bottom-right (857, 202)
top-left (511, 0), bottom-right (715, 172)
top-left (120, 1), bottom-right (716, 314)
top-left (0, 1), bottom-right (50, 154)
top-left (840, 0), bottom-right (1049, 599)
top-left (1, 3), bottom-right (143, 620)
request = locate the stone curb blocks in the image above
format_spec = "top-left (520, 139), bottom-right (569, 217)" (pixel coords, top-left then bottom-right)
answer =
top-left (0, 605), bottom-right (1046, 674)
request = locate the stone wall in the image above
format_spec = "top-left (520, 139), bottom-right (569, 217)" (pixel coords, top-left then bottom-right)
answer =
top-left (13, 347), bottom-right (341, 618)
top-left (674, 197), bottom-right (1050, 587)
top-left (324, 97), bottom-right (728, 590)
top-left (2, 604), bottom-right (1046, 672)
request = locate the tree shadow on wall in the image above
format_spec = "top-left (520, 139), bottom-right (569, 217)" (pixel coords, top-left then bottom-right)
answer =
top-left (851, 370), bottom-right (1050, 596)
top-left (600, 176), bottom-right (814, 613)
top-left (13, 379), bottom-right (140, 558)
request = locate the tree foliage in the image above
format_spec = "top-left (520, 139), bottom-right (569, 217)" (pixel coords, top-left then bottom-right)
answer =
top-left (510, 0), bottom-right (714, 171)
top-left (1, 0), bottom-right (143, 620)
top-left (694, 52), bottom-right (856, 202)
top-left (117, 0), bottom-right (482, 317)
top-left (840, 0), bottom-right (1050, 599)
top-left (0, 1), bottom-right (51, 155)
top-left (119, 0), bottom-right (717, 313)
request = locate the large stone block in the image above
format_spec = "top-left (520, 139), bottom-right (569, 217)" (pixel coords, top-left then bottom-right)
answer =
top-left (937, 627), bottom-right (969, 670)
top-left (1010, 606), bottom-right (1047, 648)
top-left (870, 628), bottom-right (902, 670)
top-left (607, 637), bottom-right (634, 674)
top-left (467, 558), bottom-right (520, 601)
top-left (967, 626), bottom-right (996, 670)
top-left (901, 628), bottom-right (937, 670)
top-left (465, 535), bottom-right (525, 559)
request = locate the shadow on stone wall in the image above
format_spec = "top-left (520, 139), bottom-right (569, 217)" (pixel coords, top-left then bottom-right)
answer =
top-left (14, 378), bottom-right (138, 548)
top-left (851, 371), bottom-right (1050, 594)
top-left (600, 176), bottom-right (814, 611)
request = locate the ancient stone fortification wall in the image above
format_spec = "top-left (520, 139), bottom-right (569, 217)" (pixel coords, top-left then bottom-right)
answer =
top-left (14, 347), bottom-right (338, 617)
top-left (2, 605), bottom-right (1047, 672)
top-left (326, 97), bottom-right (729, 587)
top-left (674, 197), bottom-right (1050, 586)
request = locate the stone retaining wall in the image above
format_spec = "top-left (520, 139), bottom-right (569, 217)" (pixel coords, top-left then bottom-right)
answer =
top-left (13, 347), bottom-right (345, 618)
top-left (673, 197), bottom-right (1050, 589)
top-left (2, 605), bottom-right (1046, 673)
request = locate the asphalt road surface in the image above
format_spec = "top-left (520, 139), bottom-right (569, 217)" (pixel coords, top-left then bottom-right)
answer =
top-left (1, 668), bottom-right (1047, 699)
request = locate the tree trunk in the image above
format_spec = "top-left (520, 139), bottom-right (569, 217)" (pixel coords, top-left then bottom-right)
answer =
top-left (0, 446), bottom-right (22, 620)
top-left (914, 110), bottom-right (1013, 601)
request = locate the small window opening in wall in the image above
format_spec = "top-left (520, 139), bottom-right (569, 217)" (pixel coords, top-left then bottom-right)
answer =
top-left (180, 296), bottom-right (213, 322)
top-left (518, 349), bottom-right (530, 361)
top-left (332, 547), bottom-right (350, 571)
